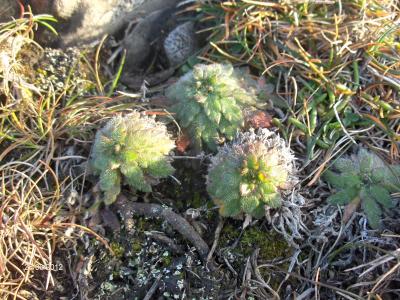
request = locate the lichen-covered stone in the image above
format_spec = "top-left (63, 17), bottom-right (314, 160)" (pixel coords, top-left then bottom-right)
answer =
top-left (28, 0), bottom-right (181, 47)
top-left (164, 21), bottom-right (198, 67)
top-left (33, 48), bottom-right (93, 96)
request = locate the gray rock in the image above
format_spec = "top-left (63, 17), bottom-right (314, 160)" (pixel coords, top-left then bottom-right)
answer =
top-left (51, 0), bottom-right (80, 19)
top-left (28, 0), bottom-right (180, 47)
top-left (164, 21), bottom-right (198, 66)
top-left (119, 5), bottom-right (202, 87)
top-left (122, 7), bottom-right (177, 72)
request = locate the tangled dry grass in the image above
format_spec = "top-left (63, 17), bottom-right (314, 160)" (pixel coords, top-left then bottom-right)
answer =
top-left (0, 160), bottom-right (62, 299)
top-left (0, 13), bottom-right (134, 299)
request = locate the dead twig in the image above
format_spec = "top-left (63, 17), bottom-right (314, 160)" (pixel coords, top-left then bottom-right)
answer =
top-left (145, 231), bottom-right (184, 255)
top-left (143, 273), bottom-right (163, 300)
top-left (206, 218), bottom-right (224, 264)
top-left (116, 194), bottom-right (209, 261)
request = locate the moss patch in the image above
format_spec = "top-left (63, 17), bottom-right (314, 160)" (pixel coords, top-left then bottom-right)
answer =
top-left (220, 223), bottom-right (291, 261)
top-left (110, 242), bottom-right (125, 258)
top-left (240, 227), bottom-right (291, 261)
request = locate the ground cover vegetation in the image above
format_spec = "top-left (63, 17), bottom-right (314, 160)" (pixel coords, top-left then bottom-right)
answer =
top-left (0, 1), bottom-right (399, 299)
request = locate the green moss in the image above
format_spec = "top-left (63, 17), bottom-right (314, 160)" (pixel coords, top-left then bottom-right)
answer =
top-left (131, 240), bottom-right (142, 254)
top-left (220, 223), bottom-right (291, 260)
top-left (191, 192), bottom-right (203, 208)
top-left (219, 223), bottom-right (292, 290)
top-left (135, 217), bottom-right (162, 231)
top-left (129, 216), bottom-right (163, 254)
top-left (219, 223), bottom-right (240, 247)
top-left (110, 242), bottom-right (125, 258)
top-left (240, 228), bottom-right (291, 261)
top-left (161, 255), bottom-right (173, 267)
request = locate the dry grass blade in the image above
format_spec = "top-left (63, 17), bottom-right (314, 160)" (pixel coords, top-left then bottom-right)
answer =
top-left (0, 12), bottom-right (141, 299)
top-left (199, 0), bottom-right (400, 166)
top-left (0, 161), bottom-right (61, 299)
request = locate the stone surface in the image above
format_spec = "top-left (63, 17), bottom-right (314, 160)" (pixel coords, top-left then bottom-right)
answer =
top-left (121, 7), bottom-right (200, 74)
top-left (122, 7), bottom-right (177, 72)
top-left (164, 21), bottom-right (197, 67)
top-left (28, 0), bottom-right (181, 47)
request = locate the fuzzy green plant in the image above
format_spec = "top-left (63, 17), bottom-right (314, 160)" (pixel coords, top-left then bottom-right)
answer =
top-left (165, 63), bottom-right (257, 150)
top-left (90, 111), bottom-right (175, 204)
top-left (206, 129), bottom-right (296, 218)
top-left (324, 148), bottom-right (400, 229)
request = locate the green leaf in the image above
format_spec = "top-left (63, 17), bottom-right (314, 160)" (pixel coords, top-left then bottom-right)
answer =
top-left (333, 157), bottom-right (357, 174)
top-left (109, 120), bottom-right (126, 142)
top-left (218, 116), bottom-right (231, 134)
top-left (121, 149), bottom-right (138, 163)
top-left (251, 204), bottom-right (266, 218)
top-left (99, 169), bottom-right (120, 192)
top-left (36, 19), bottom-right (58, 36)
top-left (103, 185), bottom-right (121, 205)
top-left (181, 102), bottom-right (201, 127)
top-left (262, 192), bottom-right (281, 208)
top-left (342, 109), bottom-right (361, 127)
top-left (246, 154), bottom-right (258, 169)
top-left (259, 182), bottom-right (277, 195)
top-left (371, 166), bottom-right (400, 192)
top-left (371, 166), bottom-right (391, 182)
top-left (369, 184), bottom-right (394, 209)
top-left (212, 186), bottom-right (241, 217)
top-left (358, 148), bottom-right (385, 173)
top-left (211, 180), bottom-right (225, 198)
top-left (193, 113), bottom-right (208, 132)
top-left (202, 124), bottom-right (219, 145)
top-left (392, 165), bottom-right (400, 176)
top-left (222, 102), bottom-right (242, 123)
top-left (204, 97), bottom-right (222, 124)
top-left (212, 97), bottom-right (223, 112)
top-left (222, 172), bottom-right (241, 189)
top-left (96, 134), bottom-right (115, 152)
top-left (327, 187), bottom-right (359, 205)
top-left (219, 194), bottom-right (242, 217)
top-left (99, 170), bottom-right (121, 205)
top-left (224, 125), bottom-right (240, 141)
top-left (360, 187), bottom-right (382, 229)
top-left (323, 170), bottom-right (361, 189)
top-left (120, 164), bottom-right (151, 192)
top-left (91, 156), bottom-right (110, 174)
top-left (203, 134), bottom-right (218, 151)
top-left (147, 159), bottom-right (174, 177)
top-left (241, 195), bottom-right (260, 214)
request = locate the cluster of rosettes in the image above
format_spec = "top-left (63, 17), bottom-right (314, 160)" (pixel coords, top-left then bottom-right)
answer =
top-left (90, 111), bottom-right (175, 204)
top-left (324, 148), bottom-right (400, 229)
top-left (166, 63), bottom-right (257, 150)
top-left (207, 129), bottom-right (296, 218)
top-left (90, 62), bottom-right (298, 221)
